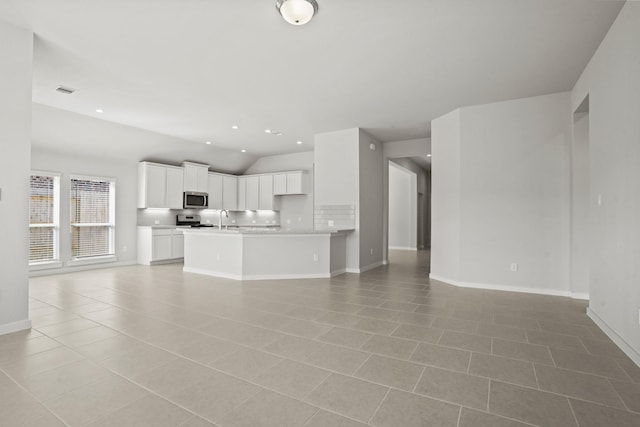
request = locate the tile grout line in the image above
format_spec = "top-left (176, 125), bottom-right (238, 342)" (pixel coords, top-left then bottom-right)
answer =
top-left (367, 387), bottom-right (391, 425)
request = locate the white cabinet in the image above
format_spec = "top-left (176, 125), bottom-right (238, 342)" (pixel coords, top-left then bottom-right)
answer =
top-left (137, 227), bottom-right (184, 265)
top-left (183, 162), bottom-right (209, 193)
top-left (246, 176), bottom-right (260, 210)
top-left (237, 176), bottom-right (247, 210)
top-left (273, 173), bottom-right (287, 195)
top-left (273, 171), bottom-right (307, 195)
top-left (259, 175), bottom-right (274, 210)
top-left (222, 175), bottom-right (238, 210)
top-left (208, 173), bottom-right (224, 210)
top-left (166, 167), bottom-right (184, 209)
top-left (138, 162), bottom-right (184, 209)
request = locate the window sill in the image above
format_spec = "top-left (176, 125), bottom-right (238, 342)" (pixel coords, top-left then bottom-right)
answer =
top-left (29, 261), bottom-right (63, 271)
top-left (66, 255), bottom-right (118, 267)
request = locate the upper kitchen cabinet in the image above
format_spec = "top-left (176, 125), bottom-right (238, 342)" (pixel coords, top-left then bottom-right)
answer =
top-left (222, 175), bottom-right (238, 210)
top-left (259, 175), bottom-right (274, 210)
top-left (183, 162), bottom-right (209, 193)
top-left (245, 176), bottom-right (260, 210)
top-left (138, 162), bottom-right (184, 209)
top-left (208, 173), bottom-right (224, 210)
top-left (237, 176), bottom-right (247, 210)
top-left (273, 171), bottom-right (308, 195)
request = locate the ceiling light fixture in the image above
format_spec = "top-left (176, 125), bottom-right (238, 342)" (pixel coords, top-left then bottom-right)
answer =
top-left (427, 154), bottom-right (432, 157)
top-left (265, 129), bottom-right (272, 134)
top-left (276, 0), bottom-right (318, 26)
top-left (205, 141), bottom-right (212, 145)
top-left (241, 149), bottom-right (247, 153)
top-left (296, 141), bottom-right (303, 145)
top-left (232, 125), bottom-right (239, 130)
top-left (95, 109), bottom-right (104, 113)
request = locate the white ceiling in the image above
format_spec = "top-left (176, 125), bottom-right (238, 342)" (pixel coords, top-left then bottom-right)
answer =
top-left (2, 0), bottom-right (624, 164)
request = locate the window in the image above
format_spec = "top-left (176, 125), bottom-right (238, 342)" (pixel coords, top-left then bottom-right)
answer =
top-left (70, 175), bottom-right (116, 259)
top-left (29, 172), bottom-right (60, 264)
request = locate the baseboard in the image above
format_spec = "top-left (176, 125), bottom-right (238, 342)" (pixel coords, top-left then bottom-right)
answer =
top-left (183, 266), bottom-right (331, 281)
top-left (346, 260), bottom-right (385, 274)
top-left (29, 260), bottom-right (137, 277)
top-left (389, 246), bottom-right (418, 251)
top-left (570, 292), bottom-right (590, 301)
top-left (428, 274), bottom-right (587, 299)
top-left (587, 308), bottom-right (640, 368)
top-left (0, 319), bottom-right (32, 336)
top-left (330, 268), bottom-right (347, 277)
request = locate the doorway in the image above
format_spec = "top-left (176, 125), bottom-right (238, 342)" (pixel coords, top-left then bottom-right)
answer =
top-left (389, 161), bottom-right (418, 250)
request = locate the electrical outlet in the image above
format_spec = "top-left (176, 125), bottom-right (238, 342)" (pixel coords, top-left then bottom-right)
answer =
top-left (232, 220), bottom-right (236, 224)
top-left (597, 194), bottom-right (603, 207)
top-left (286, 219), bottom-right (291, 224)
top-left (205, 219), bottom-right (211, 223)
top-left (252, 220), bottom-right (256, 224)
top-left (370, 248), bottom-right (374, 255)
top-left (154, 220), bottom-right (160, 225)
top-left (298, 216), bottom-right (302, 222)
top-left (122, 246), bottom-right (127, 253)
top-left (313, 254), bottom-right (319, 262)
top-left (328, 220), bottom-right (334, 227)
top-left (510, 263), bottom-right (518, 272)
top-left (216, 252), bottom-right (221, 261)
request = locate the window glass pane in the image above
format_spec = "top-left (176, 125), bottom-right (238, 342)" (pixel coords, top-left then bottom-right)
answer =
top-left (30, 175), bottom-right (54, 224)
top-left (70, 177), bottom-right (114, 258)
top-left (71, 226), bottom-right (112, 258)
top-left (30, 226), bottom-right (54, 262)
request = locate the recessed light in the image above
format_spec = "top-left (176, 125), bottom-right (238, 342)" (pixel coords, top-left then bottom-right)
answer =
top-left (427, 154), bottom-right (432, 157)
top-left (274, 132), bottom-right (283, 136)
top-left (296, 141), bottom-right (303, 145)
top-left (241, 149), bottom-right (247, 153)
top-left (265, 129), bottom-right (272, 134)
top-left (95, 109), bottom-right (104, 113)
top-left (205, 141), bottom-right (212, 145)
top-left (232, 125), bottom-right (239, 130)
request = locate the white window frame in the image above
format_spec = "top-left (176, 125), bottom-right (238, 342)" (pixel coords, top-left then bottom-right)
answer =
top-left (67, 174), bottom-right (117, 266)
top-left (29, 171), bottom-right (62, 270)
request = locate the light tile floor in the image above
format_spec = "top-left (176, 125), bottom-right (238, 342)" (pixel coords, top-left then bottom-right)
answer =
top-left (1, 250), bottom-right (640, 426)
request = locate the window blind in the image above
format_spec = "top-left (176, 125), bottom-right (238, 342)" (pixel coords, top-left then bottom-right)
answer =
top-left (70, 177), bottom-right (115, 258)
top-left (29, 175), bottom-right (57, 262)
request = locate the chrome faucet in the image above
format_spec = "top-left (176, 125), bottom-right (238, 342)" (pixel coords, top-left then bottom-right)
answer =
top-left (218, 209), bottom-right (229, 230)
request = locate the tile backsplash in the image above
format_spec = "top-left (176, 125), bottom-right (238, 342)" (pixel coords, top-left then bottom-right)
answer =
top-left (314, 205), bottom-right (356, 230)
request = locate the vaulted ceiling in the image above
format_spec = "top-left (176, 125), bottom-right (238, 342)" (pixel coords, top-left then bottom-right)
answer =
top-left (1, 0), bottom-right (624, 168)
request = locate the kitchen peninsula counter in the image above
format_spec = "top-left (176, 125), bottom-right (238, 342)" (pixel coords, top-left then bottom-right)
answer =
top-left (182, 228), bottom-right (350, 280)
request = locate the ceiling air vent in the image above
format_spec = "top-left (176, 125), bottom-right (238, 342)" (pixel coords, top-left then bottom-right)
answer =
top-left (55, 85), bottom-right (77, 95)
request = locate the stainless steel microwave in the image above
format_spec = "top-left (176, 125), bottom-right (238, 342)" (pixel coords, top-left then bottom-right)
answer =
top-left (183, 192), bottom-right (208, 209)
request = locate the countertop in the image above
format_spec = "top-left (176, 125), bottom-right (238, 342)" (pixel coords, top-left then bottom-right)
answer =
top-left (182, 228), bottom-right (352, 235)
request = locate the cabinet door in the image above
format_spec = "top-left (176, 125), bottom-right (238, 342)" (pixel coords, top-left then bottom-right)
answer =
top-left (183, 165), bottom-right (199, 192)
top-left (166, 167), bottom-right (184, 209)
top-left (273, 173), bottom-right (287, 195)
top-left (246, 176), bottom-right (260, 210)
top-left (222, 176), bottom-right (238, 210)
top-left (152, 235), bottom-right (172, 260)
top-left (196, 167), bottom-right (209, 193)
top-left (208, 174), bottom-right (223, 210)
top-left (259, 175), bottom-right (274, 210)
top-left (286, 172), bottom-right (304, 194)
top-left (237, 177), bottom-right (247, 210)
top-left (172, 233), bottom-right (184, 258)
top-left (145, 164), bottom-right (167, 208)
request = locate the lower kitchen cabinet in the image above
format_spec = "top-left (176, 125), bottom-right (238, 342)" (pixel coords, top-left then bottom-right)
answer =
top-left (137, 227), bottom-right (185, 265)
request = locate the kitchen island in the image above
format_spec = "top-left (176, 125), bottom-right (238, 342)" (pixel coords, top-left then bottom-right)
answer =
top-left (182, 228), bottom-right (349, 280)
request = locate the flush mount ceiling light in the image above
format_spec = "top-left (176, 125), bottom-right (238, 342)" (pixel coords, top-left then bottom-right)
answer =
top-left (276, 0), bottom-right (318, 26)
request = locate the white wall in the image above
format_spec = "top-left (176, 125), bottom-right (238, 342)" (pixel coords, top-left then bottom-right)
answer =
top-left (243, 151), bottom-right (314, 230)
top-left (314, 129), bottom-right (360, 270)
top-left (389, 162), bottom-right (417, 250)
top-left (0, 21), bottom-right (32, 335)
top-left (358, 130), bottom-right (384, 270)
top-left (314, 128), bottom-right (384, 272)
top-left (571, 111), bottom-right (590, 297)
top-left (571, 2), bottom-right (640, 363)
top-left (431, 110), bottom-right (462, 281)
top-left (431, 92), bottom-right (572, 295)
top-left (30, 149), bottom-right (139, 274)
